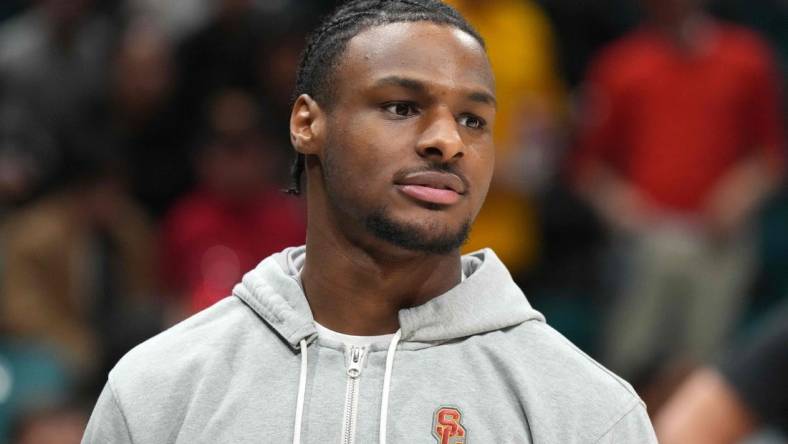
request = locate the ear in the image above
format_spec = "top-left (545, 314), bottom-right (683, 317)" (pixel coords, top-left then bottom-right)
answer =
top-left (290, 94), bottom-right (326, 156)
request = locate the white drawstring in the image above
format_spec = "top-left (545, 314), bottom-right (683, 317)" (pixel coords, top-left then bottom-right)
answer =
top-left (293, 338), bottom-right (308, 444)
top-left (294, 331), bottom-right (401, 444)
top-left (379, 330), bottom-right (402, 444)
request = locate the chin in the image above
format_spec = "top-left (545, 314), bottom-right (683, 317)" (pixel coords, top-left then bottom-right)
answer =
top-left (364, 208), bottom-right (470, 255)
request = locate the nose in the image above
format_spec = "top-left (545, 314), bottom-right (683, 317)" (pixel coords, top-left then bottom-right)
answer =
top-left (415, 108), bottom-right (464, 162)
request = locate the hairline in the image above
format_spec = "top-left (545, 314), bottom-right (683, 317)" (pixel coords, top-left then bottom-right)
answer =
top-left (311, 19), bottom-right (486, 111)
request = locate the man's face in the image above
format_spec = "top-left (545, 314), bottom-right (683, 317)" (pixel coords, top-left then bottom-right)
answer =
top-left (306, 21), bottom-right (496, 255)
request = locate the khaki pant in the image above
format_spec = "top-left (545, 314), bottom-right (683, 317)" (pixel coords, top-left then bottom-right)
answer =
top-left (603, 225), bottom-right (756, 379)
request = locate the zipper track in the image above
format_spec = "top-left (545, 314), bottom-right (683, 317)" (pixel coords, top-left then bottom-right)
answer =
top-left (342, 377), bottom-right (359, 444)
top-left (341, 346), bottom-right (364, 444)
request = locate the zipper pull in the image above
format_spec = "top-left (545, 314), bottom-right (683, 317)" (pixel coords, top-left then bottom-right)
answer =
top-left (347, 346), bottom-right (365, 379)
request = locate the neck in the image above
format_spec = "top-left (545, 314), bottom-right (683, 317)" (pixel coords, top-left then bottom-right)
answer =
top-left (650, 11), bottom-right (710, 51)
top-left (300, 196), bottom-right (462, 336)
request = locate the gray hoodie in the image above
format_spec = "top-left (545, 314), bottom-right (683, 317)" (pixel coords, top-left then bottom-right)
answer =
top-left (83, 247), bottom-right (657, 443)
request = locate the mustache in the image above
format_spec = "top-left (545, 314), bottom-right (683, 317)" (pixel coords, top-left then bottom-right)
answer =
top-left (393, 163), bottom-right (470, 192)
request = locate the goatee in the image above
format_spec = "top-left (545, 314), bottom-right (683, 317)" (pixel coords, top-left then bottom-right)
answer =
top-left (365, 206), bottom-right (470, 255)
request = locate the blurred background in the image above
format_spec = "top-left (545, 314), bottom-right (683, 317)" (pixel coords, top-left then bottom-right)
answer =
top-left (0, 0), bottom-right (784, 443)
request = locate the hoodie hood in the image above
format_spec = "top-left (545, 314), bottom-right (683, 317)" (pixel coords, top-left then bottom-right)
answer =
top-left (232, 246), bottom-right (544, 349)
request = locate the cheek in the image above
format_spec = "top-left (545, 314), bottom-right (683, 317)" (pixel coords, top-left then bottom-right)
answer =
top-left (323, 127), bottom-right (394, 200)
top-left (469, 138), bottom-right (495, 174)
top-left (481, 146), bottom-right (495, 177)
top-left (467, 144), bottom-right (495, 206)
top-left (331, 115), bottom-right (408, 170)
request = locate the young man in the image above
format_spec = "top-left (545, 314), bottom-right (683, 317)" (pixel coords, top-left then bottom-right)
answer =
top-left (83, 1), bottom-right (657, 442)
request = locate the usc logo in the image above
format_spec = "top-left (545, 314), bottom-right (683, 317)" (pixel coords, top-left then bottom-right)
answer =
top-left (432, 407), bottom-right (467, 444)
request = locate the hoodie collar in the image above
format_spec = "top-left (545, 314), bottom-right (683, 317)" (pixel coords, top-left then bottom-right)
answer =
top-left (232, 246), bottom-right (543, 349)
top-left (399, 249), bottom-right (543, 342)
top-left (232, 246), bottom-right (317, 349)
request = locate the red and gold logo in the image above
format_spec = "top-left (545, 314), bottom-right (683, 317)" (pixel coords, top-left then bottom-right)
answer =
top-left (432, 407), bottom-right (467, 444)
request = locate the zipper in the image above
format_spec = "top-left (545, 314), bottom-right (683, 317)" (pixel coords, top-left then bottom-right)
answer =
top-left (341, 346), bottom-right (366, 444)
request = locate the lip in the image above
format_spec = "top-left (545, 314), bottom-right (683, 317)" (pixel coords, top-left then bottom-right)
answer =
top-left (394, 171), bottom-right (467, 205)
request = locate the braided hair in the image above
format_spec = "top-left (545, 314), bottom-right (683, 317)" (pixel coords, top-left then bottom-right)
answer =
top-left (286, 0), bottom-right (484, 195)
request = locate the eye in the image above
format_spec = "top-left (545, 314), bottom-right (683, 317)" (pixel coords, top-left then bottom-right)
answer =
top-left (458, 114), bottom-right (486, 129)
top-left (383, 102), bottom-right (419, 117)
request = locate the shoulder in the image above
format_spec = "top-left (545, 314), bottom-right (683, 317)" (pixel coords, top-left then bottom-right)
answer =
top-left (714, 23), bottom-right (778, 72)
top-left (501, 320), bottom-right (653, 441)
top-left (107, 296), bottom-right (275, 398)
top-left (716, 22), bottom-right (773, 54)
top-left (101, 292), bottom-right (295, 441)
top-left (513, 320), bottom-right (639, 396)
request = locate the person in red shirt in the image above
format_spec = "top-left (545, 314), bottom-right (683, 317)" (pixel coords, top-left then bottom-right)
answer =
top-left (573, 0), bottom-right (784, 382)
top-left (161, 88), bottom-right (306, 316)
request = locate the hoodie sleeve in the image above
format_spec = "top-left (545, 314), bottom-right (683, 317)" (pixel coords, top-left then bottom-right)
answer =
top-left (82, 382), bottom-right (134, 444)
top-left (595, 401), bottom-right (657, 443)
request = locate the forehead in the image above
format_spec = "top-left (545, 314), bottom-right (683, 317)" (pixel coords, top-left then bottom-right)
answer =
top-left (334, 21), bottom-right (494, 96)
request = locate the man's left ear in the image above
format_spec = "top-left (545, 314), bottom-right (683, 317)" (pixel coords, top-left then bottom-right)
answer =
top-left (290, 94), bottom-right (326, 156)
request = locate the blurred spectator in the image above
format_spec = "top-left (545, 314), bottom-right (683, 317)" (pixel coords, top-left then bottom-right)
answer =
top-left (656, 300), bottom-right (788, 443)
top-left (0, 149), bottom-right (157, 379)
top-left (173, 0), bottom-right (320, 155)
top-left (103, 19), bottom-right (190, 217)
top-left (175, 0), bottom-right (266, 132)
top-left (0, 0), bottom-right (114, 149)
top-left (446, 0), bottom-right (566, 275)
top-left (0, 101), bottom-right (57, 211)
top-left (160, 88), bottom-right (305, 316)
top-left (254, 25), bottom-right (311, 152)
top-left (573, 0), bottom-right (785, 383)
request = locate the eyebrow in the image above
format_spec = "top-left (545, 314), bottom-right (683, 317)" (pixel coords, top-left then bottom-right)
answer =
top-left (468, 91), bottom-right (497, 107)
top-left (373, 75), bottom-right (496, 107)
top-left (374, 76), bottom-right (428, 93)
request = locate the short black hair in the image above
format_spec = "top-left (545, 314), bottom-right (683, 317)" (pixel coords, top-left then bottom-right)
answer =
top-left (286, 0), bottom-right (484, 195)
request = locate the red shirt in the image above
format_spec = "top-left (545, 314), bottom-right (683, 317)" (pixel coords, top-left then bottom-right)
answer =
top-left (574, 22), bottom-right (784, 212)
top-left (161, 188), bottom-right (306, 312)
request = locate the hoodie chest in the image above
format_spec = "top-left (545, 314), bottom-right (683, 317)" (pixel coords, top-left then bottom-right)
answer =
top-left (173, 344), bottom-right (532, 444)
